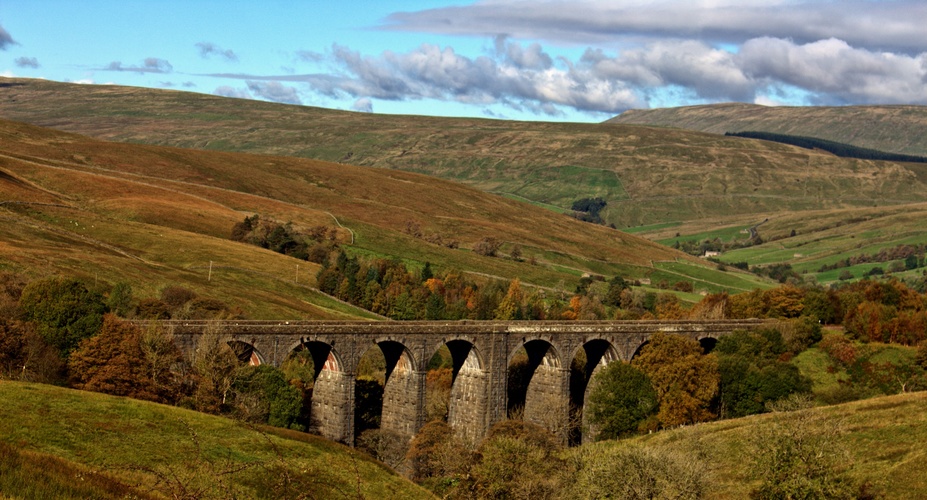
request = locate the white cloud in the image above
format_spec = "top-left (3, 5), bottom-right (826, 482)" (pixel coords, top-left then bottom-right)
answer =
top-left (383, 1), bottom-right (927, 54)
top-left (246, 81), bottom-right (302, 104)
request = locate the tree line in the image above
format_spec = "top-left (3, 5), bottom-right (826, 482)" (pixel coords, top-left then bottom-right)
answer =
top-left (726, 131), bottom-right (927, 163)
top-left (0, 274), bottom-right (309, 432)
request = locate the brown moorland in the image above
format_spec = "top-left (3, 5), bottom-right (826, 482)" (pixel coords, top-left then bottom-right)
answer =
top-left (3, 77), bottom-right (927, 231)
top-left (1, 118), bottom-right (758, 317)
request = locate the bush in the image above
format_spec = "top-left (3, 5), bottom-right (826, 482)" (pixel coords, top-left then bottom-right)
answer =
top-left (473, 237), bottom-right (502, 257)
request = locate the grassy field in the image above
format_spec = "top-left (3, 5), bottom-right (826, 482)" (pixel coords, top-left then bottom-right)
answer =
top-left (630, 202), bottom-right (927, 285)
top-left (584, 391), bottom-right (927, 498)
top-left (0, 382), bottom-right (433, 499)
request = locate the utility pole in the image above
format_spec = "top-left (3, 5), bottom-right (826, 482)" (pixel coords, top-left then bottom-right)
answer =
top-left (208, 260), bottom-right (213, 282)
top-left (295, 264), bottom-right (299, 284)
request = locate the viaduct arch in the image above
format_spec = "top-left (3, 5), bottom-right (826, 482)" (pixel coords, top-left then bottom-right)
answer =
top-left (165, 319), bottom-right (772, 445)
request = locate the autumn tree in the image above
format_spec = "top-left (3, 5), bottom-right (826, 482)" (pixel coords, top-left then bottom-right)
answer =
top-left (406, 420), bottom-right (470, 487)
top-left (0, 316), bottom-right (64, 383)
top-left (68, 315), bottom-right (170, 402)
top-left (473, 237), bottom-right (502, 257)
top-left (495, 278), bottom-right (525, 320)
top-left (632, 333), bottom-right (719, 427)
top-left (191, 327), bottom-right (241, 413)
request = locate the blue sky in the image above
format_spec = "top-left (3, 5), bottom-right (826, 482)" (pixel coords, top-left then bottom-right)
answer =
top-left (2, 1), bottom-right (926, 122)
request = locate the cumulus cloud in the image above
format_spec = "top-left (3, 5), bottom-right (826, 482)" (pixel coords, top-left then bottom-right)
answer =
top-left (383, 0), bottom-right (927, 54)
top-left (246, 81), bottom-right (302, 104)
top-left (15, 57), bottom-right (39, 69)
top-left (352, 97), bottom-right (373, 112)
top-left (738, 37), bottom-right (927, 104)
top-left (313, 42), bottom-right (642, 114)
top-left (202, 29), bottom-right (927, 115)
top-left (0, 25), bottom-right (15, 50)
top-left (196, 42), bottom-right (239, 62)
top-left (214, 85), bottom-right (252, 99)
top-left (104, 58), bottom-right (173, 74)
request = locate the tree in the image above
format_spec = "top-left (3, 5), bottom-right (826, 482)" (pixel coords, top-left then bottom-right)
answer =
top-left (68, 315), bottom-right (163, 402)
top-left (230, 364), bottom-right (304, 430)
top-left (406, 420), bottom-right (469, 485)
top-left (191, 327), bottom-right (240, 413)
top-left (473, 237), bottom-right (502, 257)
top-left (633, 333), bottom-right (719, 427)
top-left (585, 362), bottom-right (658, 440)
top-left (495, 278), bottom-right (525, 320)
top-left (19, 277), bottom-right (107, 357)
top-left (106, 282), bottom-right (134, 317)
top-left (0, 316), bottom-right (64, 383)
top-left (714, 329), bottom-right (812, 419)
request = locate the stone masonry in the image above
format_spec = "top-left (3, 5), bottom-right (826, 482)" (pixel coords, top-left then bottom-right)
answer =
top-left (164, 319), bottom-right (772, 445)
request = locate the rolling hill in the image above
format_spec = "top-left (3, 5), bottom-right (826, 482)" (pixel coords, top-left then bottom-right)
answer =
top-left (3, 78), bottom-right (927, 230)
top-left (609, 102), bottom-right (927, 157)
top-left (3, 77), bottom-right (926, 284)
top-left (0, 117), bottom-right (764, 316)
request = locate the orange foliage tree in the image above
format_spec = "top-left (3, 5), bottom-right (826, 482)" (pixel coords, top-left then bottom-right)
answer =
top-left (632, 333), bottom-right (719, 427)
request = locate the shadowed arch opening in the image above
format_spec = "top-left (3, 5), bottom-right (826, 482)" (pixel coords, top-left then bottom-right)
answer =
top-left (570, 339), bottom-right (622, 445)
top-left (287, 341), bottom-right (352, 444)
top-left (508, 339), bottom-right (567, 439)
top-left (355, 340), bottom-right (418, 444)
top-left (227, 340), bottom-right (263, 366)
top-left (699, 336), bottom-right (718, 354)
top-left (425, 340), bottom-right (487, 441)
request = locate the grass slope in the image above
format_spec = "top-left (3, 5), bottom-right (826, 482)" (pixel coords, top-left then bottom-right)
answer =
top-left (636, 203), bottom-right (927, 284)
top-left (0, 117), bottom-right (755, 308)
top-left (589, 391), bottom-right (927, 499)
top-left (0, 382), bottom-right (433, 499)
top-left (610, 102), bottom-right (927, 157)
top-left (3, 78), bottom-right (927, 230)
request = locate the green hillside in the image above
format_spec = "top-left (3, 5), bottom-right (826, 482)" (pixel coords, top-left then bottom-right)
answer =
top-left (0, 382), bottom-right (433, 499)
top-left (610, 102), bottom-right (927, 157)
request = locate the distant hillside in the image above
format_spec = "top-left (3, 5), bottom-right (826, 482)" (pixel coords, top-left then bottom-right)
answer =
top-left (0, 381), bottom-right (433, 499)
top-left (1, 118), bottom-right (765, 312)
top-left (3, 78), bottom-right (927, 231)
top-left (609, 102), bottom-right (927, 157)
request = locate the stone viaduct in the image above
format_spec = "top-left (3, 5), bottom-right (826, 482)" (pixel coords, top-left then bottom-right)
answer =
top-left (165, 319), bottom-right (772, 445)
